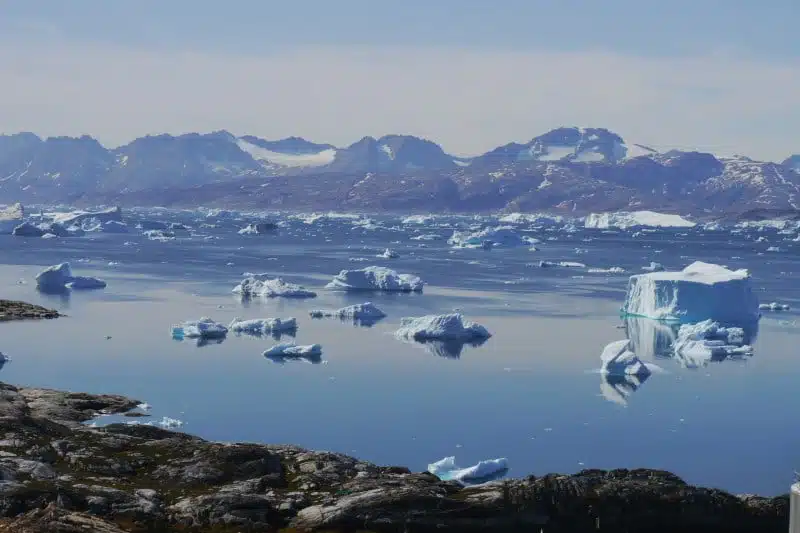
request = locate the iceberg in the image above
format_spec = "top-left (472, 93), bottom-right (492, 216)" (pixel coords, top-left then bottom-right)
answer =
top-left (600, 340), bottom-right (651, 379)
top-left (377, 248), bottom-right (399, 259)
top-left (448, 226), bottom-right (536, 248)
top-left (673, 320), bottom-right (753, 368)
top-left (309, 302), bottom-right (386, 325)
top-left (233, 276), bottom-right (317, 299)
top-left (35, 263), bottom-right (106, 292)
top-left (11, 222), bottom-right (45, 237)
top-left (326, 266), bottom-right (423, 292)
top-left (0, 203), bottom-right (24, 234)
top-left (238, 222), bottom-right (278, 235)
top-left (395, 313), bottom-right (491, 342)
top-left (585, 211), bottom-right (695, 230)
top-left (172, 318), bottom-right (228, 339)
top-left (263, 343), bottom-right (323, 364)
top-left (228, 317), bottom-right (297, 336)
top-left (622, 261), bottom-right (759, 323)
top-left (759, 302), bottom-right (790, 311)
top-left (401, 215), bottom-right (435, 225)
top-left (51, 206), bottom-right (122, 227)
top-left (642, 262), bottom-right (664, 272)
top-left (427, 456), bottom-right (509, 485)
top-left (143, 229), bottom-right (175, 242)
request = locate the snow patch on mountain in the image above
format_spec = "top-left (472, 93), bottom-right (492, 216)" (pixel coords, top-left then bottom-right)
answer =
top-left (236, 138), bottom-right (336, 168)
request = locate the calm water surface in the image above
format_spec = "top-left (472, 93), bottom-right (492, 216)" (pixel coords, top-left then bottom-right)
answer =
top-left (0, 211), bottom-right (798, 495)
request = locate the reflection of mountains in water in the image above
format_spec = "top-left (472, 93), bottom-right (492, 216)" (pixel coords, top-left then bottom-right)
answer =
top-left (624, 317), bottom-right (759, 367)
top-left (406, 338), bottom-right (489, 359)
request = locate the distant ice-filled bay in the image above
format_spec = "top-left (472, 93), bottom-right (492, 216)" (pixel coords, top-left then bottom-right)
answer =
top-left (1, 207), bottom-right (799, 496)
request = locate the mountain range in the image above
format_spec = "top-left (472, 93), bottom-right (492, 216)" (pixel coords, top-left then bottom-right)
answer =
top-left (0, 127), bottom-right (798, 214)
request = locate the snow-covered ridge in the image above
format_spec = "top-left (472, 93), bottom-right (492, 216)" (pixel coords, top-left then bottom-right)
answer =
top-left (236, 138), bottom-right (337, 168)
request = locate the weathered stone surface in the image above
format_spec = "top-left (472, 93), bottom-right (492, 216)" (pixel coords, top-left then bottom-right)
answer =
top-left (0, 300), bottom-right (60, 322)
top-left (0, 380), bottom-right (789, 532)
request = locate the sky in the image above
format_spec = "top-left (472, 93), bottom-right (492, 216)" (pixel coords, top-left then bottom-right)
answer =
top-left (1, 0), bottom-right (798, 160)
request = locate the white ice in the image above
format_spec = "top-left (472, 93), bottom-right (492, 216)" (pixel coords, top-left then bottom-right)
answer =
top-left (642, 262), bottom-right (664, 272)
top-left (228, 317), bottom-right (298, 335)
top-left (600, 340), bottom-right (652, 378)
top-left (173, 318), bottom-right (228, 339)
top-left (35, 263), bottom-right (106, 292)
top-left (395, 313), bottom-right (491, 341)
top-left (263, 343), bottom-right (322, 357)
top-left (326, 266), bottom-right (423, 292)
top-left (238, 223), bottom-right (276, 235)
top-left (51, 206), bottom-right (122, 227)
top-left (427, 456), bottom-right (509, 484)
top-left (65, 276), bottom-right (107, 290)
top-left (377, 248), bottom-right (399, 259)
top-left (0, 203), bottom-right (24, 234)
top-left (448, 226), bottom-right (535, 248)
top-left (585, 211), bottom-right (695, 230)
top-left (622, 261), bottom-right (759, 323)
top-left (233, 277), bottom-right (317, 298)
top-left (235, 138), bottom-right (336, 168)
top-left (759, 302), bottom-right (790, 311)
top-left (673, 319), bottom-right (753, 368)
top-left (309, 302), bottom-right (386, 321)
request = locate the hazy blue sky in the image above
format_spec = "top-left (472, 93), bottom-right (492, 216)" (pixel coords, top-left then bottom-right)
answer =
top-left (1, 0), bottom-right (798, 159)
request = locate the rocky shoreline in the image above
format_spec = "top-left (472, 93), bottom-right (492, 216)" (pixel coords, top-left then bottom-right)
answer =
top-left (0, 300), bottom-right (60, 322)
top-left (0, 381), bottom-right (787, 532)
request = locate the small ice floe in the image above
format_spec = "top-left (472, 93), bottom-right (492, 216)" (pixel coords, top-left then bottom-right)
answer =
top-left (309, 302), bottom-right (387, 326)
top-left (395, 313), bottom-right (491, 342)
top-left (172, 318), bottom-right (228, 340)
top-left (137, 402), bottom-right (152, 411)
top-left (41, 233), bottom-right (57, 240)
top-left (228, 317), bottom-right (298, 336)
top-left (263, 343), bottom-right (323, 364)
top-left (766, 246), bottom-right (783, 253)
top-left (326, 266), bottom-right (423, 292)
top-left (233, 276), bottom-right (317, 299)
top-left (158, 417), bottom-right (184, 429)
top-left (238, 222), bottom-right (277, 235)
top-left (622, 261), bottom-right (759, 323)
top-left (760, 302), bottom-right (790, 311)
top-left (35, 263), bottom-right (106, 292)
top-left (537, 261), bottom-right (586, 268)
top-left (143, 229), bottom-right (175, 242)
top-left (588, 267), bottom-right (626, 274)
top-left (427, 456), bottom-right (509, 485)
top-left (673, 320), bottom-right (753, 368)
top-left (448, 226), bottom-right (536, 249)
top-left (641, 262), bottom-right (664, 272)
top-left (402, 215), bottom-right (435, 225)
top-left (410, 234), bottom-right (441, 241)
top-left (377, 248), bottom-right (399, 259)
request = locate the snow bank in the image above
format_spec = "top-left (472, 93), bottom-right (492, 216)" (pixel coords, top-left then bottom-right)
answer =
top-left (622, 261), bottom-right (759, 322)
top-left (233, 276), bottom-right (317, 298)
top-left (228, 317), bottom-right (297, 336)
top-left (35, 263), bottom-right (106, 292)
top-left (449, 226), bottom-right (535, 248)
top-left (427, 456), bottom-right (509, 484)
top-left (395, 314), bottom-right (491, 342)
top-left (172, 318), bottom-right (228, 339)
top-left (585, 211), bottom-right (695, 230)
top-left (326, 266), bottom-right (423, 292)
top-left (0, 203), bottom-right (24, 234)
top-left (309, 302), bottom-right (386, 323)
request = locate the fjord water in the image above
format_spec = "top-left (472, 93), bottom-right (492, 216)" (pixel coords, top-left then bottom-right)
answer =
top-left (0, 212), bottom-right (798, 496)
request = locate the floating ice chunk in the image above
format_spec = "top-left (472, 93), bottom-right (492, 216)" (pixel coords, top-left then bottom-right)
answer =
top-left (588, 267), bottom-right (626, 274)
top-left (538, 261), bottom-right (586, 268)
top-left (396, 314), bottom-right (491, 342)
top-left (172, 318), bottom-right (228, 339)
top-left (228, 317), bottom-right (297, 335)
top-left (158, 417), bottom-right (184, 429)
top-left (326, 266), bottom-right (423, 292)
top-left (759, 302), bottom-right (790, 311)
top-left (766, 246), bottom-right (782, 252)
top-left (673, 319), bottom-right (753, 368)
top-left (143, 229), bottom-right (175, 242)
top-left (600, 340), bottom-right (651, 378)
top-left (449, 226), bottom-right (536, 248)
top-left (233, 277), bottom-right (317, 298)
top-left (642, 262), bottom-right (664, 272)
top-left (263, 343), bottom-right (323, 364)
top-left (410, 234), bottom-right (442, 241)
top-left (402, 215), bottom-right (435, 225)
top-left (622, 261), bottom-right (759, 323)
top-left (238, 222), bottom-right (277, 235)
top-left (309, 302), bottom-right (386, 324)
top-left (585, 211), bottom-right (695, 230)
top-left (427, 456), bottom-right (509, 484)
top-left (51, 206), bottom-right (122, 226)
top-left (12, 222), bottom-right (45, 237)
top-left (65, 276), bottom-right (107, 290)
top-left (41, 233), bottom-right (57, 240)
top-left (0, 203), bottom-right (24, 234)
top-left (377, 248), bottom-right (399, 259)
top-left (137, 402), bottom-right (152, 411)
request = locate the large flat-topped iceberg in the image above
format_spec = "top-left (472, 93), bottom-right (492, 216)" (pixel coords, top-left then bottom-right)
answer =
top-left (326, 266), bottom-right (423, 292)
top-left (51, 206), bottom-right (123, 226)
top-left (585, 210), bottom-right (695, 230)
top-left (622, 261), bottom-right (759, 323)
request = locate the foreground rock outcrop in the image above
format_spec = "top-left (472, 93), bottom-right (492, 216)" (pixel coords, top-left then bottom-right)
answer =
top-left (0, 382), bottom-right (788, 532)
top-left (0, 300), bottom-right (60, 322)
